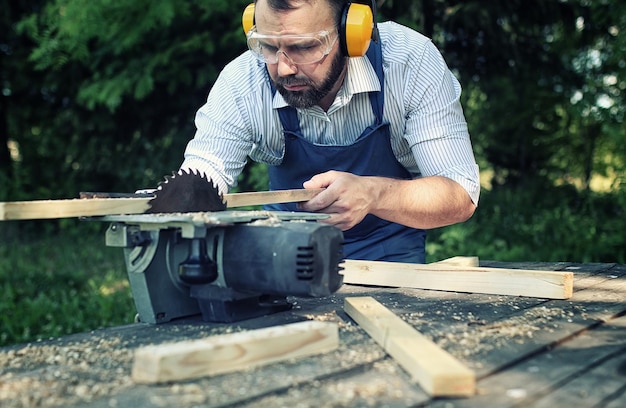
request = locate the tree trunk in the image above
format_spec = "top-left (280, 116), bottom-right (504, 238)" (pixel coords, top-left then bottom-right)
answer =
top-left (0, 95), bottom-right (12, 180)
top-left (582, 123), bottom-right (599, 193)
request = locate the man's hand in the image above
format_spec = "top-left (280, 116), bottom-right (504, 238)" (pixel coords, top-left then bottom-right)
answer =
top-left (298, 170), bottom-right (476, 231)
top-left (298, 171), bottom-right (375, 231)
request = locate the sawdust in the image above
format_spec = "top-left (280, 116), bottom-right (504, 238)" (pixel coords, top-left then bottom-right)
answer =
top-left (0, 317), bottom-right (382, 408)
top-left (0, 290), bottom-right (595, 407)
top-left (0, 323), bottom-right (243, 408)
top-left (0, 337), bottom-right (134, 407)
top-left (403, 305), bottom-right (583, 360)
top-left (233, 359), bottom-right (420, 408)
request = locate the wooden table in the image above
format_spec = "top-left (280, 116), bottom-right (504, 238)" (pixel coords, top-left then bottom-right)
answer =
top-left (1, 261), bottom-right (625, 407)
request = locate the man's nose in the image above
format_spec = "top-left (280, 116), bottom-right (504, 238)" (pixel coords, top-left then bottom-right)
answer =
top-left (276, 51), bottom-right (298, 76)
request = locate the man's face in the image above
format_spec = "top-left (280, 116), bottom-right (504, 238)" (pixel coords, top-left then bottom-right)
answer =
top-left (254, 0), bottom-right (348, 109)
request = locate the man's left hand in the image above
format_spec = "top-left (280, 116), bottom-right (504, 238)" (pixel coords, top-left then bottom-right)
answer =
top-left (298, 170), bottom-right (374, 231)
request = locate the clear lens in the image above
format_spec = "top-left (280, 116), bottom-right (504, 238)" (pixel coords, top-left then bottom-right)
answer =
top-left (247, 27), bottom-right (337, 65)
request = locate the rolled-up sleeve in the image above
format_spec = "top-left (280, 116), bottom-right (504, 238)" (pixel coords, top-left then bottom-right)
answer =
top-left (403, 40), bottom-right (480, 204)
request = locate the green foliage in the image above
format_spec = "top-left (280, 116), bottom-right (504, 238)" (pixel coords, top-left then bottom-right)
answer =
top-left (428, 181), bottom-right (626, 264)
top-left (17, 0), bottom-right (241, 111)
top-left (437, 0), bottom-right (624, 188)
top-left (6, 0), bottom-right (250, 201)
top-left (235, 163), bottom-right (270, 193)
top-left (0, 221), bottom-right (134, 347)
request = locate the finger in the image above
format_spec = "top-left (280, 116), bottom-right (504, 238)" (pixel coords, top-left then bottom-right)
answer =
top-left (302, 170), bottom-right (340, 189)
top-left (317, 213), bottom-right (352, 231)
top-left (298, 188), bottom-right (337, 212)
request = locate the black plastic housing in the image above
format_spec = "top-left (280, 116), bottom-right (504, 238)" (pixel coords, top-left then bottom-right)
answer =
top-left (219, 221), bottom-right (344, 297)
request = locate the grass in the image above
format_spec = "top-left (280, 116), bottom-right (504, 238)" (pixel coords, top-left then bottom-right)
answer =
top-left (0, 220), bottom-right (135, 347)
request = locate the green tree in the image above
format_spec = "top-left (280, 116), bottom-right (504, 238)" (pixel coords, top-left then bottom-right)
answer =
top-left (1, 1), bottom-right (48, 200)
top-left (13, 0), bottom-right (250, 199)
top-left (383, 0), bottom-right (624, 191)
top-left (380, 0), bottom-right (625, 262)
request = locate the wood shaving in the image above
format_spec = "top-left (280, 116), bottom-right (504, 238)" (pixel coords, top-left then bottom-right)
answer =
top-left (0, 337), bottom-right (133, 407)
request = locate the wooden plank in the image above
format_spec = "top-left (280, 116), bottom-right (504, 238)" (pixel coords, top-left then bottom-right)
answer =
top-left (344, 296), bottom-right (475, 397)
top-left (531, 348), bottom-right (626, 408)
top-left (0, 188), bottom-right (323, 220)
top-left (432, 256), bottom-right (480, 267)
top-left (223, 188), bottom-right (323, 208)
top-left (342, 259), bottom-right (574, 299)
top-left (131, 320), bottom-right (339, 384)
top-left (0, 197), bottom-right (150, 220)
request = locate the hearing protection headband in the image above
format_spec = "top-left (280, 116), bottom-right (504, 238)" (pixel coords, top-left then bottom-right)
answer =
top-left (242, 1), bottom-right (376, 58)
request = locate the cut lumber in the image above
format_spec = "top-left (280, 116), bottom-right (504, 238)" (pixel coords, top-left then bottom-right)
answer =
top-left (224, 188), bottom-right (323, 208)
top-left (0, 197), bottom-right (150, 221)
top-left (342, 259), bottom-right (573, 299)
top-left (131, 320), bottom-right (338, 384)
top-left (0, 188), bottom-right (323, 221)
top-left (344, 297), bottom-right (475, 397)
top-left (432, 256), bottom-right (479, 267)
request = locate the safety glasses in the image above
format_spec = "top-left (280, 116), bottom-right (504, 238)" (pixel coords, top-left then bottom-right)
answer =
top-left (246, 26), bottom-right (339, 65)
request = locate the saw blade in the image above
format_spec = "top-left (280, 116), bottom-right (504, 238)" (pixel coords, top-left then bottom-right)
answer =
top-left (146, 169), bottom-right (227, 213)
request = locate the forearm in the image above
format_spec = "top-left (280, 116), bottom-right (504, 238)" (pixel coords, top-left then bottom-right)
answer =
top-left (368, 175), bottom-right (476, 229)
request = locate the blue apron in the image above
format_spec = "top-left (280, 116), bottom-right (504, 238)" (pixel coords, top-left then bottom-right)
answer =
top-left (265, 42), bottom-right (426, 263)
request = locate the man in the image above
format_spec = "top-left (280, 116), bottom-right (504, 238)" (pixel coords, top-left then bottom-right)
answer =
top-left (181, 0), bottom-right (479, 263)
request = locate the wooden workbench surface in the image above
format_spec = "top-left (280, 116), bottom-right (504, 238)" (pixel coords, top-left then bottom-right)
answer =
top-left (1, 261), bottom-right (625, 407)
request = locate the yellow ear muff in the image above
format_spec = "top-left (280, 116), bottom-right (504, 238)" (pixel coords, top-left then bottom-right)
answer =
top-left (242, 3), bottom-right (255, 34)
top-left (343, 3), bottom-right (374, 57)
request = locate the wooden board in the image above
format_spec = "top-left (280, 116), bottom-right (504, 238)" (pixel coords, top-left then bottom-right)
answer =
top-left (131, 320), bottom-right (338, 384)
top-left (344, 296), bottom-right (475, 397)
top-left (0, 197), bottom-right (150, 221)
top-left (0, 188), bottom-right (323, 220)
top-left (432, 256), bottom-right (480, 267)
top-left (342, 259), bottom-right (574, 299)
top-left (224, 188), bottom-right (323, 208)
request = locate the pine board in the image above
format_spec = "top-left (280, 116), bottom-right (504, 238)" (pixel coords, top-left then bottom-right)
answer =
top-left (342, 259), bottom-right (574, 299)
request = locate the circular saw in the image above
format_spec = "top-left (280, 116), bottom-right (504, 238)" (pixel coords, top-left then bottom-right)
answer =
top-left (0, 168), bottom-right (344, 323)
top-left (146, 169), bottom-right (227, 213)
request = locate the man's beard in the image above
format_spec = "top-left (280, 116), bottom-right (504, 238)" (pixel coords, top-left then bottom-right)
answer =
top-left (274, 52), bottom-right (347, 109)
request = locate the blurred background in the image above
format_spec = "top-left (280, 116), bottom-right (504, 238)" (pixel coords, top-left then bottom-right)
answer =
top-left (1, 0), bottom-right (624, 345)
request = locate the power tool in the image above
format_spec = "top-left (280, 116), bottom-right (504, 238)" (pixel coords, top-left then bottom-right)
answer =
top-left (0, 170), bottom-right (345, 323)
top-left (97, 171), bottom-right (345, 323)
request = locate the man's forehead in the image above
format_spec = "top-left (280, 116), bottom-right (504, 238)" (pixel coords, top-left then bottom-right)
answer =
top-left (254, 0), bottom-right (334, 35)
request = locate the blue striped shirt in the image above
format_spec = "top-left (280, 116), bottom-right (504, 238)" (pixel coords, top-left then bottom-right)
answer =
top-left (182, 21), bottom-right (480, 204)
